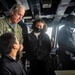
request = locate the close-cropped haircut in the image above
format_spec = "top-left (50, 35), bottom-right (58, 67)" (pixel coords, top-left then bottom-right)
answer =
top-left (66, 15), bottom-right (75, 22)
top-left (0, 32), bottom-right (16, 54)
top-left (31, 19), bottom-right (48, 32)
top-left (10, 4), bottom-right (25, 13)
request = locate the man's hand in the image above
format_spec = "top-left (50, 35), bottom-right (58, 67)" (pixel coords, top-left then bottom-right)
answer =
top-left (19, 44), bottom-right (24, 51)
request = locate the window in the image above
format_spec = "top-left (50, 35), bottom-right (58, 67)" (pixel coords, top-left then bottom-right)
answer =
top-left (46, 27), bottom-right (53, 39)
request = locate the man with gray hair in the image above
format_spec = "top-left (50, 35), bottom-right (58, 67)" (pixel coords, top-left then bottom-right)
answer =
top-left (0, 4), bottom-right (25, 59)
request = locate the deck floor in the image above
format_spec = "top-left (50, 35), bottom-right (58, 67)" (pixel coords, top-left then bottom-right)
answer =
top-left (55, 70), bottom-right (75, 75)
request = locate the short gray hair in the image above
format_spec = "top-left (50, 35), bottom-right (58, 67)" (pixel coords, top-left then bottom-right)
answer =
top-left (10, 4), bottom-right (25, 13)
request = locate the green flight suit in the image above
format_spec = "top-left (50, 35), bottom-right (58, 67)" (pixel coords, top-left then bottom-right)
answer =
top-left (0, 17), bottom-right (23, 58)
top-left (0, 17), bottom-right (23, 43)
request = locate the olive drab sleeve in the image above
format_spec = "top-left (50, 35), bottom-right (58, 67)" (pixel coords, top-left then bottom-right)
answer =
top-left (0, 18), bottom-right (23, 44)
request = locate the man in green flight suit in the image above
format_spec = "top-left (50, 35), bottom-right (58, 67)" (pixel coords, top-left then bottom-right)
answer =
top-left (0, 4), bottom-right (25, 58)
